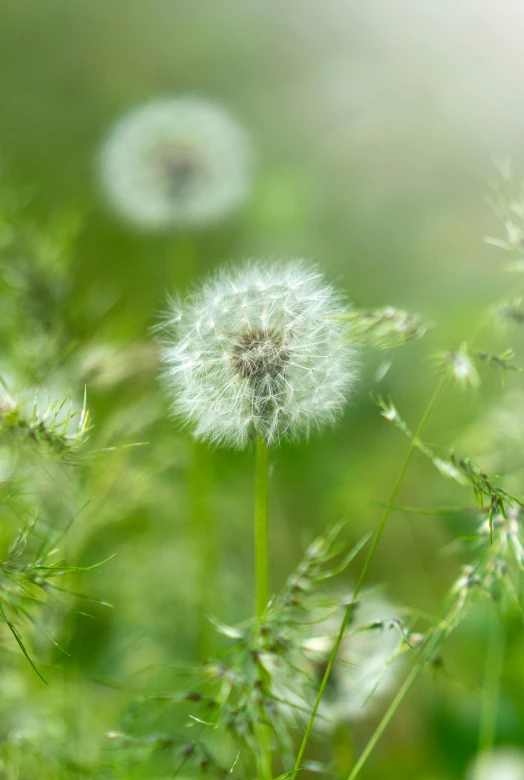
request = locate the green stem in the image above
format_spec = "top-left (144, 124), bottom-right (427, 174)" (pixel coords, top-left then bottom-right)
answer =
top-left (339, 319), bottom-right (499, 779)
top-left (177, 236), bottom-right (214, 661)
top-left (169, 233), bottom-right (197, 291)
top-left (347, 626), bottom-right (444, 779)
top-left (255, 436), bottom-right (270, 621)
top-left (254, 435), bottom-right (271, 779)
top-left (476, 607), bottom-right (504, 768)
top-left (291, 377), bottom-right (448, 776)
top-left (255, 725), bottom-right (273, 780)
top-left (346, 550), bottom-right (507, 779)
top-left (346, 593), bottom-right (469, 780)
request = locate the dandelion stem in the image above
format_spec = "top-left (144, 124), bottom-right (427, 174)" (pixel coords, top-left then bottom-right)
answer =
top-left (177, 236), bottom-right (215, 660)
top-left (291, 376), bottom-right (448, 776)
top-left (254, 435), bottom-right (272, 778)
top-left (476, 607), bottom-right (504, 767)
top-left (255, 435), bottom-right (270, 621)
top-left (171, 233), bottom-right (197, 291)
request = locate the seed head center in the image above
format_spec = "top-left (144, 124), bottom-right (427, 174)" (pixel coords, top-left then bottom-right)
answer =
top-left (157, 149), bottom-right (202, 197)
top-left (231, 329), bottom-right (290, 381)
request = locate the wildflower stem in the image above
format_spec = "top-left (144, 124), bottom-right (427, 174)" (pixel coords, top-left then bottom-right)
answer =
top-left (255, 435), bottom-right (270, 621)
top-left (254, 435), bottom-right (272, 779)
top-left (346, 595), bottom-right (464, 780)
top-left (476, 607), bottom-right (504, 766)
top-left (291, 376), bottom-right (448, 776)
top-left (179, 237), bottom-right (215, 660)
top-left (169, 233), bottom-right (197, 292)
top-left (345, 502), bottom-right (508, 779)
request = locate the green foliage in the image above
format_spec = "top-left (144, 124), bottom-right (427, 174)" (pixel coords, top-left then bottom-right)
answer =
top-left (108, 527), bottom-right (370, 777)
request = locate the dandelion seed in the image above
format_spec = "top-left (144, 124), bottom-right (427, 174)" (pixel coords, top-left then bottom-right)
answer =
top-left (99, 97), bottom-right (253, 231)
top-left (160, 261), bottom-right (358, 448)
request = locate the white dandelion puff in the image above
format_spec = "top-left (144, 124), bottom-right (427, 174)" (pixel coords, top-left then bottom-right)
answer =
top-left (301, 593), bottom-right (404, 727)
top-left (159, 260), bottom-right (358, 449)
top-left (99, 97), bottom-right (253, 231)
top-left (261, 592), bottom-right (404, 731)
top-left (466, 749), bottom-right (524, 780)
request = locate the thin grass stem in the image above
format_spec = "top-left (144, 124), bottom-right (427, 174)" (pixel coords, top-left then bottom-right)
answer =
top-left (291, 376), bottom-right (448, 776)
top-left (476, 607), bottom-right (504, 773)
top-left (345, 596), bottom-right (466, 780)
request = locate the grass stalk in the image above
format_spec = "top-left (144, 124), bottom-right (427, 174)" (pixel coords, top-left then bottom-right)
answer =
top-left (345, 594), bottom-right (467, 780)
top-left (475, 606), bottom-right (504, 773)
top-left (291, 376), bottom-right (448, 776)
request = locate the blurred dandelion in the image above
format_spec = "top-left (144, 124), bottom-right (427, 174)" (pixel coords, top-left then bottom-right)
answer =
top-left (99, 97), bottom-right (253, 231)
top-left (159, 260), bottom-right (357, 449)
top-left (299, 593), bottom-right (405, 726)
top-left (265, 592), bottom-right (406, 732)
top-left (466, 748), bottom-right (524, 780)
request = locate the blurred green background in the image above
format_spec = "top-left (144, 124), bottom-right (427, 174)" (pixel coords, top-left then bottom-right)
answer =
top-left (1, 1), bottom-right (524, 778)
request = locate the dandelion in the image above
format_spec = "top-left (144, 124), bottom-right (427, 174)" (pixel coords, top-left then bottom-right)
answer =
top-left (466, 748), bottom-right (524, 780)
top-left (272, 593), bottom-right (404, 730)
top-left (300, 594), bottom-right (404, 725)
top-left (160, 260), bottom-right (357, 449)
top-left (99, 97), bottom-right (253, 230)
top-left (160, 260), bottom-right (357, 778)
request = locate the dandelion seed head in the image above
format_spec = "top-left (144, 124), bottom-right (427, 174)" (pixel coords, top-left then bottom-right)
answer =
top-left (265, 591), bottom-right (404, 732)
top-left (99, 97), bottom-right (253, 231)
top-left (466, 749), bottom-right (524, 780)
top-left (160, 261), bottom-right (358, 448)
top-left (301, 593), bottom-right (403, 726)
